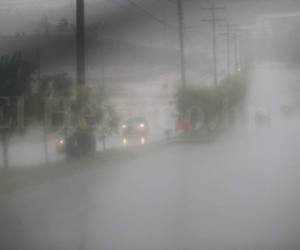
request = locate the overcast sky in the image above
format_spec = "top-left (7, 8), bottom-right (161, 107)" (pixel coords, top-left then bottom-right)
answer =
top-left (0, 0), bottom-right (73, 34)
top-left (1, 0), bottom-right (300, 35)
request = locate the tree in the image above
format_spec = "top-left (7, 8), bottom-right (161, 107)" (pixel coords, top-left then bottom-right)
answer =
top-left (175, 72), bottom-right (246, 133)
top-left (26, 72), bottom-right (73, 128)
top-left (56, 18), bottom-right (69, 34)
top-left (0, 52), bottom-right (35, 167)
top-left (69, 85), bottom-right (119, 151)
top-left (39, 17), bottom-right (52, 35)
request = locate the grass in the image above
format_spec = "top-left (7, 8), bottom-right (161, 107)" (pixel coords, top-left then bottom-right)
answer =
top-left (0, 141), bottom-right (169, 196)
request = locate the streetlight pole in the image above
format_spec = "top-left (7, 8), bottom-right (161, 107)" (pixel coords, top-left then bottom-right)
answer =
top-left (76, 0), bottom-right (85, 86)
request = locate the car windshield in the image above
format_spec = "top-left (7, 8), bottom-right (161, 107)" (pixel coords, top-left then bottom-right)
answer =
top-left (1, 1), bottom-right (300, 250)
top-left (127, 117), bottom-right (146, 125)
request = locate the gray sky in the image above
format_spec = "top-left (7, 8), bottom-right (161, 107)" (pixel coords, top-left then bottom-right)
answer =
top-left (0, 0), bottom-right (74, 34)
top-left (1, 0), bottom-right (300, 35)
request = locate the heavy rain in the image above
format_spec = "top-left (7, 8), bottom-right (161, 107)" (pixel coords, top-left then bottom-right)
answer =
top-left (1, 0), bottom-right (300, 250)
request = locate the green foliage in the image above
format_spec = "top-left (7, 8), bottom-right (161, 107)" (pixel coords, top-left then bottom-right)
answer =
top-left (0, 52), bottom-right (35, 130)
top-left (0, 52), bottom-right (34, 97)
top-left (70, 85), bottom-right (119, 134)
top-left (40, 73), bottom-right (73, 96)
top-left (27, 75), bottom-right (119, 133)
top-left (25, 72), bottom-right (73, 125)
top-left (219, 73), bottom-right (247, 108)
top-left (56, 18), bottom-right (69, 33)
top-left (0, 52), bottom-right (36, 167)
top-left (101, 104), bottom-right (119, 134)
top-left (175, 72), bottom-right (247, 131)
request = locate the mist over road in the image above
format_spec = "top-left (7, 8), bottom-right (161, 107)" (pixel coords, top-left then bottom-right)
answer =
top-left (1, 62), bottom-right (300, 250)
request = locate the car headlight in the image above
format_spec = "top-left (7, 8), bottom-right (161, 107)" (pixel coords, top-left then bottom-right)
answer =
top-left (56, 139), bottom-right (64, 145)
top-left (122, 124), bottom-right (127, 129)
top-left (139, 123), bottom-right (145, 129)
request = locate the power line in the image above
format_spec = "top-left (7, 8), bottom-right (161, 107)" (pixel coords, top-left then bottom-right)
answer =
top-left (201, 0), bottom-right (225, 86)
top-left (218, 22), bottom-right (233, 75)
top-left (125, 0), bottom-right (187, 116)
top-left (126, 0), bottom-right (168, 26)
top-left (76, 0), bottom-right (85, 86)
top-left (176, 0), bottom-right (186, 90)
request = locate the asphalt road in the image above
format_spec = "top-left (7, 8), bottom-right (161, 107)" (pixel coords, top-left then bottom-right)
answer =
top-left (1, 62), bottom-right (300, 250)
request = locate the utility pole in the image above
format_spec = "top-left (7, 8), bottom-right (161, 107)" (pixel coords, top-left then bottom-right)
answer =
top-left (226, 22), bottom-right (231, 75)
top-left (229, 25), bottom-right (243, 71)
top-left (211, 0), bottom-right (217, 86)
top-left (233, 31), bottom-right (239, 71)
top-left (37, 49), bottom-right (49, 164)
top-left (176, 0), bottom-right (186, 90)
top-left (76, 0), bottom-right (85, 86)
top-left (201, 0), bottom-right (224, 86)
top-left (219, 21), bottom-right (232, 76)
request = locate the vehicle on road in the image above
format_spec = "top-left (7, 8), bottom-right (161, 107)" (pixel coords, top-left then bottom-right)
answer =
top-left (255, 109), bottom-right (271, 127)
top-left (55, 136), bottom-right (66, 154)
top-left (121, 117), bottom-right (149, 146)
top-left (55, 128), bottom-right (96, 157)
top-left (281, 105), bottom-right (294, 118)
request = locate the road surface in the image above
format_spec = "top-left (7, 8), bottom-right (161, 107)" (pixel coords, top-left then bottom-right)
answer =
top-left (1, 62), bottom-right (300, 250)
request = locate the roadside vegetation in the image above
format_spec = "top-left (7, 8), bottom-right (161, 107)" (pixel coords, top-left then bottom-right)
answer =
top-left (0, 139), bottom-right (168, 195)
top-left (0, 52), bottom-right (36, 168)
top-left (175, 72), bottom-right (248, 140)
top-left (0, 52), bottom-right (119, 168)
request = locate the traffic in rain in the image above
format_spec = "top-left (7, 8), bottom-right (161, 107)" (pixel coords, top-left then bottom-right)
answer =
top-left (1, 0), bottom-right (300, 250)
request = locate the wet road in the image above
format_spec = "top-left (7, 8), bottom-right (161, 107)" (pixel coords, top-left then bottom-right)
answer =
top-left (1, 62), bottom-right (300, 250)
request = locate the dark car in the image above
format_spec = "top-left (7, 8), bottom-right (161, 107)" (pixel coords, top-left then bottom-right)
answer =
top-left (56, 128), bottom-right (96, 157)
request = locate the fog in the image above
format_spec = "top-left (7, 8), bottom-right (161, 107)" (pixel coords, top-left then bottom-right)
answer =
top-left (1, 0), bottom-right (300, 250)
